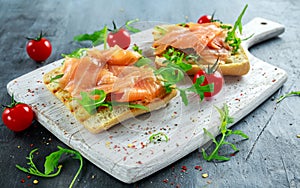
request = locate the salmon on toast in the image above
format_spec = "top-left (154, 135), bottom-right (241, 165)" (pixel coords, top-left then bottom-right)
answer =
top-left (152, 11), bottom-right (250, 76)
top-left (43, 46), bottom-right (177, 133)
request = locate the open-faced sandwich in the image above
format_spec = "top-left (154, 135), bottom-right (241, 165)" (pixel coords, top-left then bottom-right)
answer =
top-left (152, 7), bottom-right (250, 76)
top-left (43, 46), bottom-right (177, 133)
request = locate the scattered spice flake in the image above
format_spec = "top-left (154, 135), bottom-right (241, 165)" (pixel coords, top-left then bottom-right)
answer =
top-left (105, 141), bottom-right (111, 149)
top-left (123, 156), bottom-right (127, 161)
top-left (181, 166), bottom-right (187, 172)
top-left (230, 153), bottom-right (236, 156)
top-left (27, 175), bottom-right (31, 179)
top-left (163, 178), bottom-right (169, 183)
top-left (272, 79), bottom-right (276, 82)
top-left (140, 142), bottom-right (147, 148)
top-left (136, 161), bottom-right (142, 164)
top-left (30, 143), bottom-right (34, 147)
top-left (33, 179), bottom-right (39, 184)
top-left (202, 173), bottom-right (209, 178)
top-left (20, 178), bottom-right (25, 183)
top-left (194, 165), bottom-right (202, 171)
top-left (127, 143), bottom-right (136, 148)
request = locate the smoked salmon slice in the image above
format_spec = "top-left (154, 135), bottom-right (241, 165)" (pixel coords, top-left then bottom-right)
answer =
top-left (58, 46), bottom-right (166, 103)
top-left (153, 22), bottom-right (232, 64)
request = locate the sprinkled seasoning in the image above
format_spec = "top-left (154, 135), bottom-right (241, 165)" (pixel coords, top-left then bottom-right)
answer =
top-left (194, 165), bottom-right (202, 171)
top-left (33, 179), bottom-right (39, 184)
top-left (202, 173), bottom-right (209, 178)
top-left (181, 166), bottom-right (187, 172)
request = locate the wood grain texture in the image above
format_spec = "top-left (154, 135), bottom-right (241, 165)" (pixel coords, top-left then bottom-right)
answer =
top-left (6, 18), bottom-right (287, 183)
top-left (1, 1), bottom-right (300, 187)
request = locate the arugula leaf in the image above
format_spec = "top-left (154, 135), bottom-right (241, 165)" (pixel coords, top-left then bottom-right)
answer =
top-left (61, 48), bottom-right (88, 58)
top-left (76, 89), bottom-right (108, 114)
top-left (16, 146), bottom-right (83, 188)
top-left (224, 4), bottom-right (248, 54)
top-left (16, 148), bottom-right (62, 177)
top-left (155, 64), bottom-right (185, 85)
top-left (76, 89), bottom-right (149, 115)
top-left (149, 132), bottom-right (169, 143)
top-left (276, 91), bottom-right (300, 103)
top-left (154, 49), bottom-right (214, 105)
top-left (162, 47), bottom-right (193, 72)
top-left (50, 74), bottom-right (64, 83)
top-left (125, 18), bottom-right (141, 33)
top-left (132, 44), bottom-right (143, 55)
top-left (73, 26), bottom-right (108, 47)
top-left (134, 57), bottom-right (153, 67)
top-left (201, 104), bottom-right (249, 162)
top-left (186, 75), bottom-right (213, 101)
top-left (44, 150), bottom-right (63, 175)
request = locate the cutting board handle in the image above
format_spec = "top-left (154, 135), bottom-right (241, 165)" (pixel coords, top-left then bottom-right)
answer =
top-left (241, 17), bottom-right (285, 49)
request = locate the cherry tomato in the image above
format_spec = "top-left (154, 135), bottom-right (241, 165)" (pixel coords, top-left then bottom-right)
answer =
top-left (2, 98), bottom-right (34, 132)
top-left (197, 15), bottom-right (212, 24)
top-left (107, 28), bottom-right (131, 50)
top-left (26, 32), bottom-right (52, 62)
top-left (193, 69), bottom-right (224, 97)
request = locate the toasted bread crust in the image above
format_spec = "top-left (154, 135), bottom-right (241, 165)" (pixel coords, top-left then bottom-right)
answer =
top-left (43, 66), bottom-right (177, 134)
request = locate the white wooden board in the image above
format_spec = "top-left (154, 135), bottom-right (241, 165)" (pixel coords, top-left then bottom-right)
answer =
top-left (7, 17), bottom-right (287, 183)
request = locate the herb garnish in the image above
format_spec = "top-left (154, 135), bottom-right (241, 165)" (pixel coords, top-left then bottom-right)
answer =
top-left (149, 132), bottom-right (169, 143)
top-left (154, 48), bottom-right (213, 105)
top-left (162, 47), bottom-right (194, 72)
top-left (50, 74), bottom-right (64, 83)
top-left (202, 104), bottom-right (249, 161)
top-left (132, 44), bottom-right (143, 55)
top-left (73, 19), bottom-right (140, 48)
top-left (224, 4), bottom-right (248, 54)
top-left (61, 48), bottom-right (88, 58)
top-left (276, 91), bottom-right (300, 103)
top-left (16, 146), bottom-right (83, 188)
top-left (73, 26), bottom-right (108, 47)
top-left (76, 89), bottom-right (149, 115)
top-left (124, 19), bottom-right (141, 33)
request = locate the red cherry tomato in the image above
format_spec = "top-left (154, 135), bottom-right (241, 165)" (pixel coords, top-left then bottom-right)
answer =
top-left (193, 69), bottom-right (224, 97)
top-left (107, 28), bottom-right (131, 50)
top-left (2, 99), bottom-right (34, 132)
top-left (26, 32), bottom-right (52, 62)
top-left (197, 15), bottom-right (212, 24)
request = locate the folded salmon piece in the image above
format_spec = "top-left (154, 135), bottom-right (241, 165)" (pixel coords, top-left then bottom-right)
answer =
top-left (152, 22), bottom-right (250, 76)
top-left (153, 22), bottom-right (232, 64)
top-left (58, 46), bottom-right (165, 103)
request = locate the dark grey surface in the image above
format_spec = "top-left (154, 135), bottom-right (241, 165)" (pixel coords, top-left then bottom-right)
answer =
top-left (1, 0), bottom-right (299, 187)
